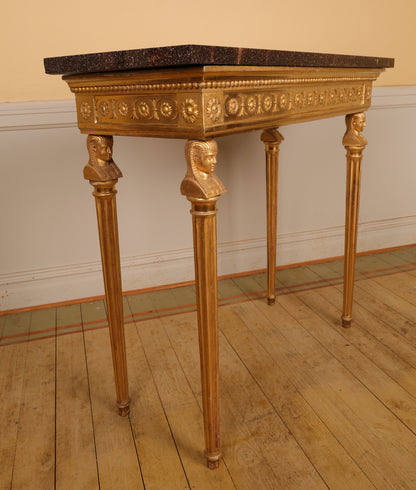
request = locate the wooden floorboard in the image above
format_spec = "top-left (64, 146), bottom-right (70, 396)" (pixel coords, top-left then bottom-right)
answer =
top-left (0, 343), bottom-right (27, 489)
top-left (123, 303), bottom-right (190, 489)
top-left (253, 296), bottom-right (416, 488)
top-left (81, 300), bottom-right (145, 490)
top-left (132, 311), bottom-right (236, 489)
top-left (11, 310), bottom-right (56, 489)
top-left (3, 249), bottom-right (416, 488)
top-left (55, 304), bottom-right (99, 490)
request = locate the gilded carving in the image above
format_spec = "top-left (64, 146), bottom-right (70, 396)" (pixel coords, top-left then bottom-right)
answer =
top-left (263, 95), bottom-right (273, 112)
top-left (130, 98), bottom-right (176, 121)
top-left (225, 97), bottom-right (239, 115)
top-left (80, 101), bottom-right (92, 119)
top-left (181, 139), bottom-right (226, 199)
top-left (70, 76), bottom-right (375, 94)
top-left (246, 96), bottom-right (257, 114)
top-left (159, 100), bottom-right (174, 118)
top-left (221, 84), bottom-right (367, 124)
top-left (294, 93), bottom-right (303, 108)
top-left (84, 135), bottom-right (122, 182)
top-left (118, 101), bottom-right (129, 117)
top-left (81, 96), bottom-right (180, 123)
top-left (137, 101), bottom-right (151, 118)
top-left (279, 94), bottom-right (289, 109)
top-left (343, 112), bottom-right (367, 148)
top-left (99, 101), bottom-right (110, 117)
top-left (182, 99), bottom-right (199, 124)
top-left (72, 75), bottom-right (374, 136)
top-left (206, 98), bottom-right (222, 122)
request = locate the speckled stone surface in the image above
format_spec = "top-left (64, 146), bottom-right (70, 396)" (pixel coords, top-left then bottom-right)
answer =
top-left (44, 44), bottom-right (394, 75)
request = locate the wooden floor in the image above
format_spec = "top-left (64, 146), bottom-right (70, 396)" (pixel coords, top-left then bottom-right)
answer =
top-left (2, 246), bottom-right (416, 489)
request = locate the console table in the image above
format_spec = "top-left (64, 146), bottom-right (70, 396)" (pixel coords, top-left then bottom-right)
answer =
top-left (44, 45), bottom-right (394, 468)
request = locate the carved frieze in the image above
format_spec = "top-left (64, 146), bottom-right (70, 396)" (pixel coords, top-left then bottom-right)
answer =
top-left (77, 95), bottom-right (201, 126)
top-left (71, 71), bottom-right (375, 136)
top-left (218, 83), bottom-right (370, 126)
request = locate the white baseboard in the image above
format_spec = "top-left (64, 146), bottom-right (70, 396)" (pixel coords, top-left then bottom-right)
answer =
top-left (0, 100), bottom-right (77, 131)
top-left (369, 85), bottom-right (416, 110)
top-left (1, 215), bottom-right (414, 311)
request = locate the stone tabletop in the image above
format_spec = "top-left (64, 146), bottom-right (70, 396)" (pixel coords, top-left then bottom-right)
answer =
top-left (44, 44), bottom-right (394, 75)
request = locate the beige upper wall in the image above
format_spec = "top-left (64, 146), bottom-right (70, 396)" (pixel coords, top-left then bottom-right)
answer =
top-left (1, 0), bottom-right (414, 102)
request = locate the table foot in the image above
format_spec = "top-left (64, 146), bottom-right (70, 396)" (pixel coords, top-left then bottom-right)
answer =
top-left (205, 450), bottom-right (222, 469)
top-left (267, 297), bottom-right (276, 306)
top-left (341, 316), bottom-right (352, 328)
top-left (118, 400), bottom-right (131, 417)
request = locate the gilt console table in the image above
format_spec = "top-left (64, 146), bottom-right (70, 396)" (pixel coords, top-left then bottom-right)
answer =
top-left (44, 45), bottom-right (394, 469)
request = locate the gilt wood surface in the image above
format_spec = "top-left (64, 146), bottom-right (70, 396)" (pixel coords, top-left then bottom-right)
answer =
top-left (262, 128), bottom-right (284, 305)
top-left (84, 135), bottom-right (130, 416)
top-left (341, 113), bottom-right (367, 327)
top-left (63, 66), bottom-right (384, 138)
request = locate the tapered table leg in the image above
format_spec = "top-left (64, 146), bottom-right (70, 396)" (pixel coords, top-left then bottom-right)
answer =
top-left (181, 138), bottom-right (226, 469)
top-left (261, 129), bottom-right (284, 305)
top-left (84, 135), bottom-right (130, 415)
top-left (341, 113), bottom-right (367, 327)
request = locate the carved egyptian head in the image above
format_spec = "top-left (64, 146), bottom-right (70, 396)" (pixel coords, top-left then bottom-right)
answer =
top-left (87, 135), bottom-right (113, 166)
top-left (346, 113), bottom-right (366, 134)
top-left (185, 139), bottom-right (218, 176)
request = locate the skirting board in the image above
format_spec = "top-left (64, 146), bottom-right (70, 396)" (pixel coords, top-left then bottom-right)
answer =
top-left (0, 215), bottom-right (414, 311)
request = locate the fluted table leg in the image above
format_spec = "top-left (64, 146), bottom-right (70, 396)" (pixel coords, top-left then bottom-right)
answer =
top-left (341, 113), bottom-right (367, 328)
top-left (181, 138), bottom-right (226, 469)
top-left (261, 129), bottom-right (284, 305)
top-left (84, 135), bottom-right (130, 415)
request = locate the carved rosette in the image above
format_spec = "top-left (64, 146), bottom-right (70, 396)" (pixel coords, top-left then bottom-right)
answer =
top-left (80, 101), bottom-right (92, 119)
top-left (206, 97), bottom-right (222, 123)
top-left (181, 99), bottom-right (200, 124)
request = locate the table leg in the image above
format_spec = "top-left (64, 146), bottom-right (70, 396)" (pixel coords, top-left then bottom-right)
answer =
top-left (84, 135), bottom-right (130, 415)
top-left (181, 138), bottom-right (226, 469)
top-left (341, 113), bottom-right (367, 327)
top-left (261, 129), bottom-right (284, 305)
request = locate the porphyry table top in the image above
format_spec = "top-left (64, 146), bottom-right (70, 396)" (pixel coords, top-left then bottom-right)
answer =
top-left (44, 44), bottom-right (395, 76)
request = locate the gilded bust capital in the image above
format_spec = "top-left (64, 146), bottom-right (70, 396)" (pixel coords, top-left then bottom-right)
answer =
top-left (343, 113), bottom-right (367, 148)
top-left (84, 135), bottom-right (122, 182)
top-left (181, 139), bottom-right (226, 199)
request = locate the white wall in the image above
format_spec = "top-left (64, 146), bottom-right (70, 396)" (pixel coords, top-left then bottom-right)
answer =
top-left (0, 86), bottom-right (415, 311)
